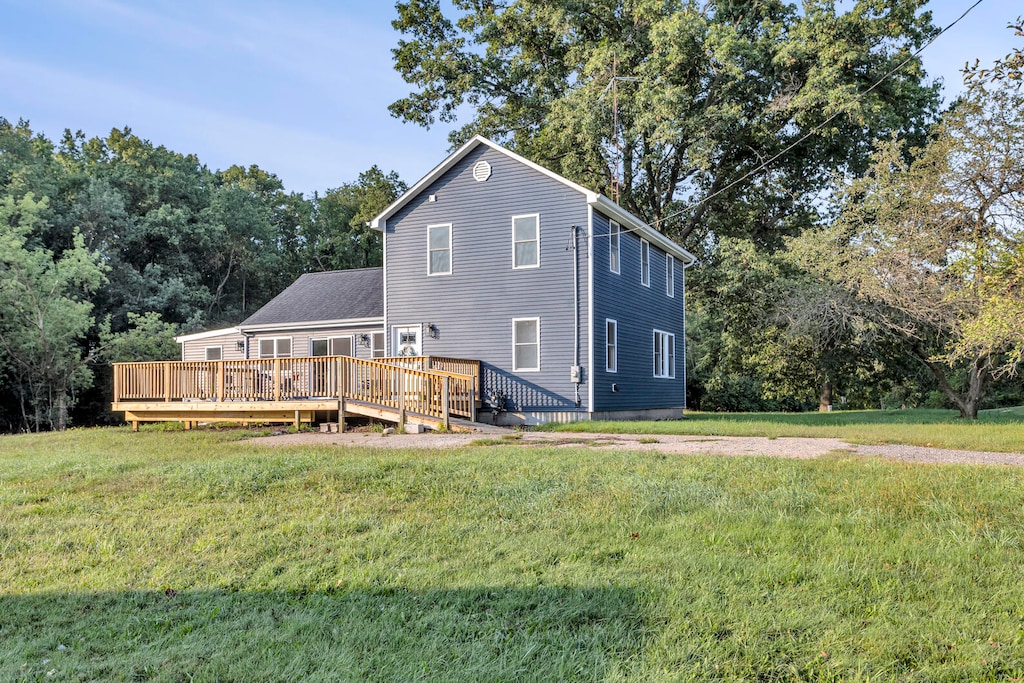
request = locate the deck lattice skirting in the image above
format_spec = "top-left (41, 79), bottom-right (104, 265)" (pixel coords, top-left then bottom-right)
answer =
top-left (112, 356), bottom-right (479, 431)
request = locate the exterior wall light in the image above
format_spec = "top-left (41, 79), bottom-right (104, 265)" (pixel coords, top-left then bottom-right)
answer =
top-left (427, 323), bottom-right (440, 339)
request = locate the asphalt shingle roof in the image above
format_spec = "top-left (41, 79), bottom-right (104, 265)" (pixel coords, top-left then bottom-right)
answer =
top-left (240, 267), bottom-right (382, 328)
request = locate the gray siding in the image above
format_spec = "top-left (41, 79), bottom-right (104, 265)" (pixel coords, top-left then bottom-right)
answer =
top-left (385, 145), bottom-right (591, 412)
top-left (181, 331), bottom-right (246, 362)
top-left (590, 211), bottom-right (686, 411)
top-left (247, 325), bottom-right (383, 360)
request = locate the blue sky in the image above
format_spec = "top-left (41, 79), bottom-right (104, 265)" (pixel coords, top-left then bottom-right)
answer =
top-left (0, 0), bottom-right (1018, 195)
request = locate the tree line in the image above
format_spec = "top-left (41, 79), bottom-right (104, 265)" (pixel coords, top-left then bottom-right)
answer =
top-left (0, 122), bottom-right (403, 431)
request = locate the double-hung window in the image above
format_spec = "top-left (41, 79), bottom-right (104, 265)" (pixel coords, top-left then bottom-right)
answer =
top-left (428, 223), bottom-right (452, 275)
top-left (606, 319), bottom-right (618, 373)
top-left (512, 214), bottom-right (540, 269)
top-left (259, 337), bottom-right (292, 358)
top-left (666, 254), bottom-right (675, 297)
top-left (653, 330), bottom-right (675, 378)
top-left (513, 318), bottom-right (540, 371)
top-left (640, 239), bottom-right (650, 287)
top-left (371, 332), bottom-right (386, 358)
top-left (609, 220), bottom-right (620, 274)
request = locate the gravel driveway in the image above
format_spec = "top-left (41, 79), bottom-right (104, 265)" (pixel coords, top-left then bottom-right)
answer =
top-left (250, 428), bottom-right (1024, 467)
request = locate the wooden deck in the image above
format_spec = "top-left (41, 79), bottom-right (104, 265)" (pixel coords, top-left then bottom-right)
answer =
top-left (112, 356), bottom-right (480, 431)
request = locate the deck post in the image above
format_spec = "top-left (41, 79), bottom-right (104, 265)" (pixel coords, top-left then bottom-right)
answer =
top-left (216, 362), bottom-right (225, 401)
top-left (398, 368), bottom-right (406, 432)
top-left (470, 387), bottom-right (476, 422)
top-left (338, 397), bottom-right (346, 433)
top-left (293, 410), bottom-right (300, 429)
top-left (273, 359), bottom-right (281, 402)
top-left (442, 376), bottom-right (450, 431)
top-left (164, 363), bottom-right (172, 402)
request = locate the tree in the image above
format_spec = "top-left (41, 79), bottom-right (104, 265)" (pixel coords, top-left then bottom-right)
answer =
top-left (390, 0), bottom-right (939, 246)
top-left (794, 86), bottom-right (1024, 418)
top-left (0, 193), bottom-right (106, 430)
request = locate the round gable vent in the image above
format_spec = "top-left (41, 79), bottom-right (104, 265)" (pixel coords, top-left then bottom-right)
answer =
top-left (472, 160), bottom-right (492, 182)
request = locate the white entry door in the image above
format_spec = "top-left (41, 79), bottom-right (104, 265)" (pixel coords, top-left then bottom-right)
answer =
top-left (393, 325), bottom-right (421, 357)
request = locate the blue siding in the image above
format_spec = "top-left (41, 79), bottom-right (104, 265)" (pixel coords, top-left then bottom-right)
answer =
top-left (590, 212), bottom-right (686, 411)
top-left (385, 146), bottom-right (591, 413)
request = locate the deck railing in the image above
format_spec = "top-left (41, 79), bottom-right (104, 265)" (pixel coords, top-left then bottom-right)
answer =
top-left (379, 356), bottom-right (480, 400)
top-left (112, 356), bottom-right (477, 421)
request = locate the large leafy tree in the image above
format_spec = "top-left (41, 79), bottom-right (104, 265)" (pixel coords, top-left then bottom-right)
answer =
top-left (390, 0), bottom-right (940, 246)
top-left (794, 85), bottom-right (1024, 418)
top-left (0, 194), bottom-right (106, 431)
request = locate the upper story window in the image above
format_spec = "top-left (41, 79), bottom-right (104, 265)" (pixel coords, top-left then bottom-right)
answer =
top-left (428, 223), bottom-right (452, 275)
top-left (512, 317), bottom-right (540, 372)
top-left (259, 337), bottom-right (292, 358)
top-left (609, 220), bottom-right (620, 274)
top-left (512, 214), bottom-right (540, 269)
top-left (640, 239), bottom-right (650, 287)
top-left (666, 254), bottom-right (675, 298)
top-left (205, 346), bottom-right (222, 361)
top-left (653, 330), bottom-right (675, 379)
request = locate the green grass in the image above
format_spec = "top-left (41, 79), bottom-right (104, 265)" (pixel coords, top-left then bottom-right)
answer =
top-left (3, 427), bottom-right (1024, 681)
top-left (545, 408), bottom-right (1024, 453)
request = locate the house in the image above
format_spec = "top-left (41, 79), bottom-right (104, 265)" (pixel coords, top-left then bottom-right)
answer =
top-left (162, 136), bottom-right (696, 427)
top-left (176, 268), bottom-right (385, 362)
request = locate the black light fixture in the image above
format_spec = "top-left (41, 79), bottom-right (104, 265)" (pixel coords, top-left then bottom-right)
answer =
top-left (236, 340), bottom-right (245, 351)
top-left (427, 323), bottom-right (440, 339)
top-left (358, 334), bottom-right (371, 348)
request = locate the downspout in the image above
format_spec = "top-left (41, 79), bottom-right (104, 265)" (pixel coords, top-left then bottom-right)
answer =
top-left (571, 225), bottom-right (581, 409)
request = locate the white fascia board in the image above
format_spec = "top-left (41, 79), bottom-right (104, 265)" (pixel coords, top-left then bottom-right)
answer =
top-left (238, 318), bottom-right (384, 334)
top-left (174, 327), bottom-right (240, 343)
top-left (590, 196), bottom-right (697, 266)
top-left (370, 135), bottom-right (600, 230)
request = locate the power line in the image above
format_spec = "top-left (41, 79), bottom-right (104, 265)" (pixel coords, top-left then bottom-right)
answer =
top-left (627, 0), bottom-right (986, 235)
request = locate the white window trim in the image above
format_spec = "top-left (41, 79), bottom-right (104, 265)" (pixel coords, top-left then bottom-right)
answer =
top-left (666, 254), bottom-right (675, 298)
top-left (371, 332), bottom-right (386, 358)
top-left (640, 239), bottom-right (650, 287)
top-left (653, 329), bottom-right (675, 379)
top-left (259, 336), bottom-right (293, 359)
top-left (609, 220), bottom-right (620, 274)
top-left (205, 345), bottom-right (222, 361)
top-left (427, 223), bottom-right (452, 276)
top-left (512, 317), bottom-right (541, 372)
top-left (605, 319), bottom-right (617, 373)
top-left (511, 213), bottom-right (540, 270)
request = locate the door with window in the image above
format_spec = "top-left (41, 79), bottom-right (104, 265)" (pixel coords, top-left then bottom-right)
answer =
top-left (309, 337), bottom-right (352, 396)
top-left (393, 325), bottom-right (421, 357)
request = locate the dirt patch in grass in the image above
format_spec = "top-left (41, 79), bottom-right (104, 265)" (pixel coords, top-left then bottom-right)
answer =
top-left (247, 429), bottom-right (1024, 466)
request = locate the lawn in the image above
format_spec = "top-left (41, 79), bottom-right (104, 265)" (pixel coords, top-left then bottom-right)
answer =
top-left (2, 427), bottom-right (1024, 681)
top-left (546, 408), bottom-right (1024, 453)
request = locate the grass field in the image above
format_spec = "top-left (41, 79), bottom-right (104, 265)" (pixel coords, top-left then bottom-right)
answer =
top-left (2, 426), bottom-right (1024, 681)
top-left (546, 408), bottom-right (1024, 453)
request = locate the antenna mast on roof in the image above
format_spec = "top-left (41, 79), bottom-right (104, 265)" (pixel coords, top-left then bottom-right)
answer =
top-left (601, 53), bottom-right (638, 205)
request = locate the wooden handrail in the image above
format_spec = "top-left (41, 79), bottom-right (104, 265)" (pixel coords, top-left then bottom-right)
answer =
top-left (111, 356), bottom-right (477, 420)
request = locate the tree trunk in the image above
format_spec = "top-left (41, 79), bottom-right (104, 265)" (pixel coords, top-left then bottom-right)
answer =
top-left (819, 380), bottom-right (833, 412)
top-left (914, 347), bottom-right (990, 420)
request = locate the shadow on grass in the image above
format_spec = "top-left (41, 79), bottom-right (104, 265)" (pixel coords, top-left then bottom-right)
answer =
top-left (1, 585), bottom-right (644, 681)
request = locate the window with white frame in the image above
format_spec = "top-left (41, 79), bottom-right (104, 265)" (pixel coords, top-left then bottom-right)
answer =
top-left (666, 254), bottom-right (675, 297)
top-left (606, 319), bottom-right (617, 373)
top-left (609, 220), bottom-right (620, 274)
top-left (512, 214), bottom-right (539, 269)
top-left (512, 318), bottom-right (540, 371)
top-left (205, 346), bottom-right (222, 361)
top-left (640, 239), bottom-right (650, 287)
top-left (653, 330), bottom-right (675, 378)
top-left (371, 332), bottom-right (386, 358)
top-left (428, 223), bottom-right (452, 275)
top-left (311, 337), bottom-right (353, 357)
top-left (259, 337), bottom-right (292, 358)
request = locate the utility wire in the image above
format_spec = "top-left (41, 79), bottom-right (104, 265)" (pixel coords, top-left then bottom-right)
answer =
top-left (607, 0), bottom-right (986, 237)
